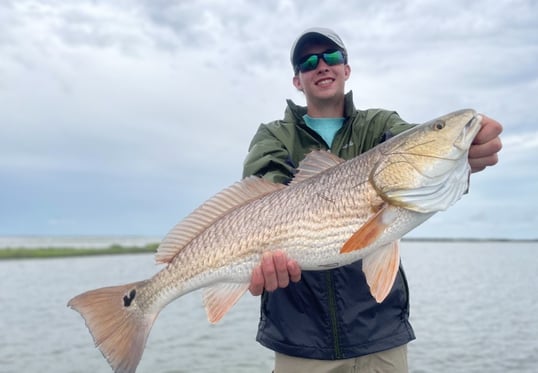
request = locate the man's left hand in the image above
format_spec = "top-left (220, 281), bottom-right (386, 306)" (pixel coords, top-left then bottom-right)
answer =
top-left (469, 115), bottom-right (503, 173)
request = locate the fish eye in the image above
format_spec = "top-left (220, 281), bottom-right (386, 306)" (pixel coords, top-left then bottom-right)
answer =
top-left (433, 121), bottom-right (445, 130)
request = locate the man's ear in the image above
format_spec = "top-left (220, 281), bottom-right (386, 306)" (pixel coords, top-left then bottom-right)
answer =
top-left (293, 75), bottom-right (303, 91)
top-left (344, 64), bottom-right (351, 80)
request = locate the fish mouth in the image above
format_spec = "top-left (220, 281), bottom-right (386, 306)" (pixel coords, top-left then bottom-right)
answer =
top-left (455, 113), bottom-right (482, 150)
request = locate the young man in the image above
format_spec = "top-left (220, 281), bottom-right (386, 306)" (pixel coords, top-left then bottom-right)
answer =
top-left (243, 27), bottom-right (502, 373)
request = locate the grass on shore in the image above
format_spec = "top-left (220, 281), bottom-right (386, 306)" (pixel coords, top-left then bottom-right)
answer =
top-left (1, 237), bottom-right (534, 260)
top-left (0, 243), bottom-right (159, 260)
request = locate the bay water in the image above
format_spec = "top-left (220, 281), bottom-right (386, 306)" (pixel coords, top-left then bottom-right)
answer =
top-left (0, 239), bottom-right (536, 372)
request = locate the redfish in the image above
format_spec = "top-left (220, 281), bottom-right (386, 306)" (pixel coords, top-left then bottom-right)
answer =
top-left (68, 109), bottom-right (482, 372)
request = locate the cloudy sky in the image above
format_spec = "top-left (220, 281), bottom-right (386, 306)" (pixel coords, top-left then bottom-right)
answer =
top-left (1, 0), bottom-right (536, 240)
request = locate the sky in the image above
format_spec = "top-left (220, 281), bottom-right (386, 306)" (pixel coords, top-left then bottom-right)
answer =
top-left (1, 0), bottom-right (537, 240)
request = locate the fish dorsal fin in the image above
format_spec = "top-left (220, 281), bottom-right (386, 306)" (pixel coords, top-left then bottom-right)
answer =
top-left (289, 150), bottom-right (345, 186)
top-left (155, 176), bottom-right (285, 264)
top-left (203, 282), bottom-right (250, 324)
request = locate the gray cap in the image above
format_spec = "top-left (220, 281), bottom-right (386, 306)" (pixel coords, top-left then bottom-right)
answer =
top-left (290, 27), bottom-right (347, 68)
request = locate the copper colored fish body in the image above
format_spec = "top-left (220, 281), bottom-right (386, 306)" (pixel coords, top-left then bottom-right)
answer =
top-left (68, 109), bottom-right (482, 372)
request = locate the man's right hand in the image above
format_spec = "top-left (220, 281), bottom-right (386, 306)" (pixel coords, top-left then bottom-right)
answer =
top-left (249, 250), bottom-right (302, 296)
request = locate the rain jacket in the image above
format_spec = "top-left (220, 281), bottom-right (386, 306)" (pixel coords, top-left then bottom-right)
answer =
top-left (242, 91), bottom-right (416, 360)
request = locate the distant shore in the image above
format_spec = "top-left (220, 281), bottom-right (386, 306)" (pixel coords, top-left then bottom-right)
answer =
top-left (0, 243), bottom-right (159, 260)
top-left (0, 238), bottom-right (535, 260)
top-left (403, 237), bottom-right (538, 243)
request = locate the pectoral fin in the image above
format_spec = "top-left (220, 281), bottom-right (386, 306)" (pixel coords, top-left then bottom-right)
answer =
top-left (340, 204), bottom-right (397, 254)
top-left (202, 283), bottom-right (250, 324)
top-left (362, 241), bottom-right (400, 303)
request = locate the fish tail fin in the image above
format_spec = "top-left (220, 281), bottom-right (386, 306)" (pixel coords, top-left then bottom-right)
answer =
top-left (68, 281), bottom-right (158, 373)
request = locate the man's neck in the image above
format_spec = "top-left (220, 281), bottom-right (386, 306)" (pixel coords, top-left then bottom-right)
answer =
top-left (306, 96), bottom-right (345, 118)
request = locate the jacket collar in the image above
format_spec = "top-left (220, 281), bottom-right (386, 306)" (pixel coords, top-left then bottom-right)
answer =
top-left (284, 91), bottom-right (356, 123)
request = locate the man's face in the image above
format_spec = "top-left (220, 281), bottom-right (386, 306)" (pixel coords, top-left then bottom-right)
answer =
top-left (292, 42), bottom-right (350, 105)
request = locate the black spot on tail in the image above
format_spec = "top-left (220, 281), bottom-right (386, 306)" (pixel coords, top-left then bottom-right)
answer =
top-left (123, 289), bottom-right (136, 307)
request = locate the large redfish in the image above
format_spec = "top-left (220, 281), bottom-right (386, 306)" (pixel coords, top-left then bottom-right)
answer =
top-left (68, 109), bottom-right (482, 372)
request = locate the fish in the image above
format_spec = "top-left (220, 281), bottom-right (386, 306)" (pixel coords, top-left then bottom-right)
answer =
top-left (68, 109), bottom-right (482, 373)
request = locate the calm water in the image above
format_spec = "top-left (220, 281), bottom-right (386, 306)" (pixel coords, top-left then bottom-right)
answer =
top-left (0, 240), bottom-right (536, 372)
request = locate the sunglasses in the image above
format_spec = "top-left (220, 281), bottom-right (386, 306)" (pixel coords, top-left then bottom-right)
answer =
top-left (295, 50), bottom-right (346, 73)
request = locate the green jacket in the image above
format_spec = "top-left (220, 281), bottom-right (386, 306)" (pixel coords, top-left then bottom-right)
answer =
top-left (243, 91), bottom-right (412, 182)
top-left (242, 91), bottom-right (416, 360)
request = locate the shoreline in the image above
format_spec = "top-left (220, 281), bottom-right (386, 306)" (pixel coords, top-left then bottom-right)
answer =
top-left (0, 238), bottom-right (536, 260)
top-left (0, 244), bottom-right (159, 260)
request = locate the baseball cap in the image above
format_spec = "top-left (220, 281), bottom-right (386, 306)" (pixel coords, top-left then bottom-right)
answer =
top-left (290, 27), bottom-right (347, 68)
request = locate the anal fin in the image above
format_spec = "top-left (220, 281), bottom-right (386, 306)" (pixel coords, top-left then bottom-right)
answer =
top-left (202, 283), bottom-right (250, 324)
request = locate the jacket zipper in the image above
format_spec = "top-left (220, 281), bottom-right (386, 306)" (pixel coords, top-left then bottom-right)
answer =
top-left (302, 119), bottom-right (344, 358)
top-left (325, 271), bottom-right (342, 359)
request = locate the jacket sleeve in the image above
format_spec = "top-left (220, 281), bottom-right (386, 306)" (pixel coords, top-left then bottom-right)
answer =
top-left (383, 111), bottom-right (415, 139)
top-left (242, 124), bottom-right (295, 184)
top-left (361, 109), bottom-right (415, 147)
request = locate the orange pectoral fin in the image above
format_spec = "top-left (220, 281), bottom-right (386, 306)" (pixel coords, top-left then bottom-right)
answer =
top-left (340, 205), bottom-right (397, 254)
top-left (362, 241), bottom-right (401, 303)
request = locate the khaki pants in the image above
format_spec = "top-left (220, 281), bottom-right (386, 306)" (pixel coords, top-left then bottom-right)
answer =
top-left (274, 345), bottom-right (408, 373)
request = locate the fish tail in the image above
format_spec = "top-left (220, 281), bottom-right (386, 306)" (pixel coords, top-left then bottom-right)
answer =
top-left (68, 281), bottom-right (158, 373)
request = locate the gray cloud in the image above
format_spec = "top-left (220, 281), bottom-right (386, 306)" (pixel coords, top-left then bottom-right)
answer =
top-left (1, 0), bottom-right (536, 237)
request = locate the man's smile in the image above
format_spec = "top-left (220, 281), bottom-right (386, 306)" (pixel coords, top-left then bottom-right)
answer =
top-left (315, 78), bottom-right (335, 87)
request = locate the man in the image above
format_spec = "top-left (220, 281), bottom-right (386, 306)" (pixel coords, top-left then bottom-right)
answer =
top-left (243, 27), bottom-right (502, 373)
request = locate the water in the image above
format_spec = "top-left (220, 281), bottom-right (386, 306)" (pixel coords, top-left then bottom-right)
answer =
top-left (0, 240), bottom-right (537, 372)
top-left (402, 241), bottom-right (538, 372)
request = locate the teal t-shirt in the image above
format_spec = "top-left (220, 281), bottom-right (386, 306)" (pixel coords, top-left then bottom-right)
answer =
top-left (303, 114), bottom-right (344, 149)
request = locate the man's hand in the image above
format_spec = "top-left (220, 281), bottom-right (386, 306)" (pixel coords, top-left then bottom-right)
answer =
top-left (469, 115), bottom-right (503, 173)
top-left (249, 250), bottom-right (302, 296)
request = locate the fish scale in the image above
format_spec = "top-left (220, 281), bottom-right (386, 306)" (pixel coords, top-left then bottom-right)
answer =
top-left (68, 109), bottom-right (482, 373)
